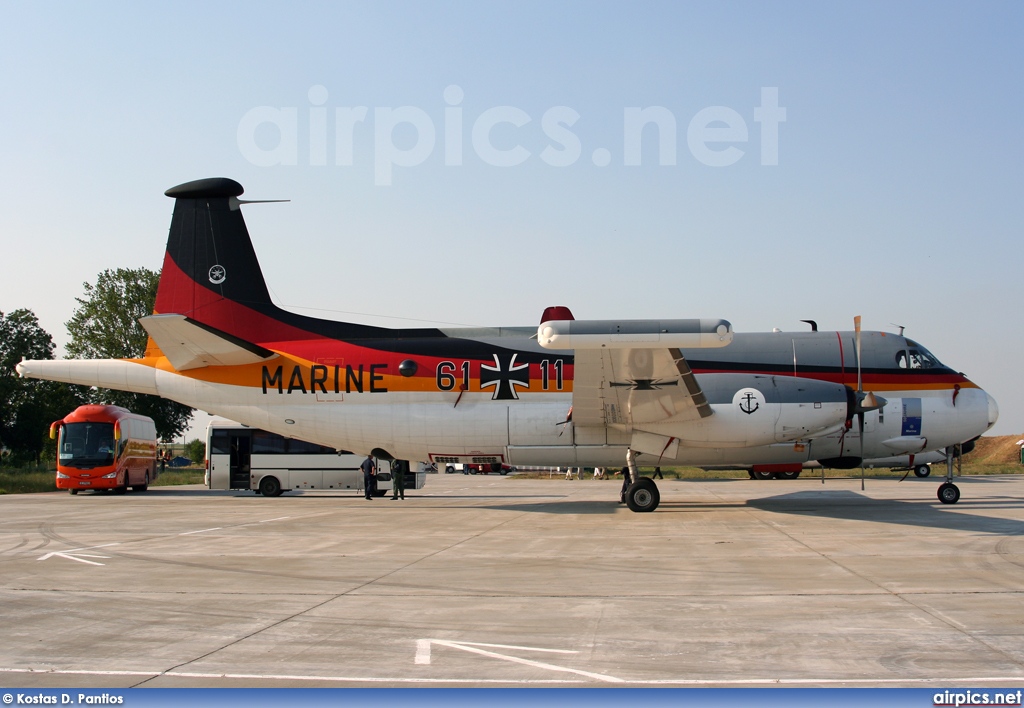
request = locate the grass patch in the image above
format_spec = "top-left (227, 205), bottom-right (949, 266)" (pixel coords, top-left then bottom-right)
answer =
top-left (0, 465), bottom-right (205, 494)
top-left (0, 469), bottom-right (58, 494)
top-left (152, 469), bottom-right (205, 486)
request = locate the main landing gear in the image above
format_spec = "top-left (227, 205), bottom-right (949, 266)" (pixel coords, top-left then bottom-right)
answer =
top-left (621, 448), bottom-right (661, 512)
top-left (937, 444), bottom-right (961, 505)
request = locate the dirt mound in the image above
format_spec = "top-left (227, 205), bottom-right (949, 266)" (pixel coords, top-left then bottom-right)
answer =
top-left (965, 435), bottom-right (1024, 464)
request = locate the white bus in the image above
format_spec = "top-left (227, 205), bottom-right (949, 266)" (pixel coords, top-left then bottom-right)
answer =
top-left (205, 420), bottom-right (426, 497)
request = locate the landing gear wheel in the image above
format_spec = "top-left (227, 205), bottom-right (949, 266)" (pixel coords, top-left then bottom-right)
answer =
top-left (937, 482), bottom-right (960, 505)
top-left (625, 477), bottom-right (660, 512)
top-left (914, 464), bottom-right (931, 478)
top-left (779, 471), bottom-right (801, 479)
top-left (258, 476), bottom-right (283, 497)
top-left (752, 471), bottom-right (775, 480)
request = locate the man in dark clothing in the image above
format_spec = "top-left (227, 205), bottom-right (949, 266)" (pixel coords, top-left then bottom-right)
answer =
top-left (390, 460), bottom-right (406, 500)
top-left (360, 455), bottom-right (376, 500)
top-left (618, 465), bottom-right (631, 503)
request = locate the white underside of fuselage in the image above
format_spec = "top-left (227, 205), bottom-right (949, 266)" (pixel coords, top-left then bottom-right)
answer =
top-left (16, 358), bottom-right (994, 468)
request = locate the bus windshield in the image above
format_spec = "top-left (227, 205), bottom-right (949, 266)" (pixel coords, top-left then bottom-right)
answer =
top-left (59, 422), bottom-right (116, 467)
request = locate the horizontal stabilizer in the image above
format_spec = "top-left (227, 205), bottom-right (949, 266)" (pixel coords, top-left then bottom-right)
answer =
top-left (140, 314), bottom-right (278, 371)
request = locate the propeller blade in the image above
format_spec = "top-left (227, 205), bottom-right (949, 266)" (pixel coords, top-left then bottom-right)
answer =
top-left (859, 411), bottom-right (865, 491)
top-left (854, 315), bottom-right (863, 394)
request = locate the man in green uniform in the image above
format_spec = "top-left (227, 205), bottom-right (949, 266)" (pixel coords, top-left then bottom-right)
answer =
top-left (391, 460), bottom-right (407, 500)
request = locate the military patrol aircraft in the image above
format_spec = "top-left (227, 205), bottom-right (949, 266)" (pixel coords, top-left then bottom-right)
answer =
top-left (17, 178), bottom-right (999, 511)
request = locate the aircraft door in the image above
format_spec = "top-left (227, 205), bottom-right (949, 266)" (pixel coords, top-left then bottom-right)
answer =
top-left (229, 434), bottom-right (252, 489)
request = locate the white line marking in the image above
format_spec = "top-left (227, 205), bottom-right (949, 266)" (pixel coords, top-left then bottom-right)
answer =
top-left (178, 527), bottom-right (222, 536)
top-left (415, 638), bottom-right (622, 683)
top-left (37, 543), bottom-right (120, 566)
top-left (260, 517), bottom-right (290, 523)
top-left (2, 667), bottom-right (1023, 685)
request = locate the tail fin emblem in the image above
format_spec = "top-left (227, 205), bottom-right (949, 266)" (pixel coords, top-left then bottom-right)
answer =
top-left (208, 265), bottom-right (226, 284)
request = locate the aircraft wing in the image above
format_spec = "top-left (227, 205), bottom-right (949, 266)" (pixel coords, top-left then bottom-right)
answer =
top-left (536, 318), bottom-right (732, 430)
top-left (140, 314), bottom-right (278, 371)
top-left (571, 347), bottom-right (713, 428)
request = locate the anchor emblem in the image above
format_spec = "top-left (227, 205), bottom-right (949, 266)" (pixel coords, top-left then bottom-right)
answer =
top-left (738, 392), bottom-right (760, 415)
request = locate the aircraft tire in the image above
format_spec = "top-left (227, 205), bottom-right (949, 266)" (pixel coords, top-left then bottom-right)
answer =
top-left (937, 482), bottom-right (960, 505)
top-left (259, 476), bottom-right (283, 497)
top-left (914, 464), bottom-right (931, 478)
top-left (752, 471), bottom-right (774, 480)
top-left (625, 478), bottom-right (660, 512)
top-left (779, 471), bottom-right (801, 479)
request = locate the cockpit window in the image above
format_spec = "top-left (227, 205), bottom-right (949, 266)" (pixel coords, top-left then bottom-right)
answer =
top-left (896, 348), bottom-right (939, 369)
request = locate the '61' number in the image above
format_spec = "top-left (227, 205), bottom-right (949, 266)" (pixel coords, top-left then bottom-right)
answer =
top-left (436, 361), bottom-right (470, 391)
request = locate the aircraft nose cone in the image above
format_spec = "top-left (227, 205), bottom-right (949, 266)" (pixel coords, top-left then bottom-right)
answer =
top-left (986, 392), bottom-right (999, 430)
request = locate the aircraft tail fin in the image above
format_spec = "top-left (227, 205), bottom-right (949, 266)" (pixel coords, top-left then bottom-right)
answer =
top-left (154, 178), bottom-right (275, 327)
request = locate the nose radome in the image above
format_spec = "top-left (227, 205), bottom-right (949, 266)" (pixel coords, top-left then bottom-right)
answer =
top-left (987, 392), bottom-right (999, 430)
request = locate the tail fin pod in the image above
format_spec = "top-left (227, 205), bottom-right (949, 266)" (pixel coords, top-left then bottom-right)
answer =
top-left (154, 178), bottom-right (274, 323)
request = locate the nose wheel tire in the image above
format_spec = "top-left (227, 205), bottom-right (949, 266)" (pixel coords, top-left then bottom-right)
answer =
top-left (937, 482), bottom-right (960, 505)
top-left (625, 477), bottom-right (660, 512)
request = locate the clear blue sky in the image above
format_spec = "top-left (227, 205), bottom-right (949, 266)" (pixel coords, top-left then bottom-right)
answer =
top-left (1, 1), bottom-right (1021, 437)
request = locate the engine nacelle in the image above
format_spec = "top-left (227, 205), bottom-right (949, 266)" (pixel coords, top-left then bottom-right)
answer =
top-left (638, 374), bottom-right (850, 449)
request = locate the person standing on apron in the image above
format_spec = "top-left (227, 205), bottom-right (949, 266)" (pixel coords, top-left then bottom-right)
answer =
top-left (360, 454), bottom-right (376, 500)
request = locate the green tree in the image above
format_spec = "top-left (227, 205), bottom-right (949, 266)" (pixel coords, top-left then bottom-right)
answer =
top-left (184, 438), bottom-right (206, 465)
top-left (0, 309), bottom-right (85, 463)
top-left (65, 268), bottom-right (193, 441)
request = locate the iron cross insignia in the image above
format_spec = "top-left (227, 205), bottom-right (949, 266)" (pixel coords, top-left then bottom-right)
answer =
top-left (610, 379), bottom-right (679, 390)
top-left (480, 353), bottom-right (530, 401)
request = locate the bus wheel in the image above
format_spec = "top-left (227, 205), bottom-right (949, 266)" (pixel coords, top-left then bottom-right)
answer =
top-left (134, 473), bottom-right (149, 492)
top-left (114, 478), bottom-right (129, 495)
top-left (69, 489), bottom-right (78, 495)
top-left (259, 476), bottom-right (282, 497)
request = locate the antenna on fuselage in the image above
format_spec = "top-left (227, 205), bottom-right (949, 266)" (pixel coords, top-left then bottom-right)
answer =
top-left (890, 323), bottom-right (905, 336)
top-left (800, 320), bottom-right (818, 332)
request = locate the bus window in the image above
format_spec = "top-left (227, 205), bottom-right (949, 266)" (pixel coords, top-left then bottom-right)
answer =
top-left (59, 422), bottom-right (115, 467)
top-left (210, 429), bottom-right (232, 455)
top-left (288, 438), bottom-right (337, 455)
top-left (252, 430), bottom-right (286, 454)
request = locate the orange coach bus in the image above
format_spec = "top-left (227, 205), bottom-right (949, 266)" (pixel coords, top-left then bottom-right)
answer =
top-left (50, 405), bottom-right (159, 495)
